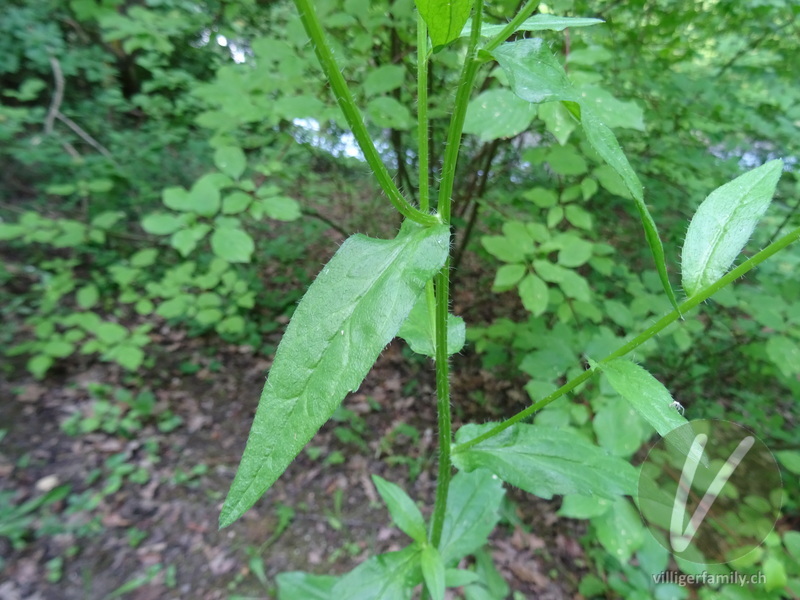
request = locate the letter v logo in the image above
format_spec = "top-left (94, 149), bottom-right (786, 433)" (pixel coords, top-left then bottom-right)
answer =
top-left (669, 432), bottom-right (755, 553)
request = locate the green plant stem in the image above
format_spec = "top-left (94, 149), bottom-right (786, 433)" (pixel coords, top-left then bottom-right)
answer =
top-left (435, 0), bottom-right (484, 222)
top-left (293, 0), bottom-right (439, 227)
top-left (417, 12), bottom-right (430, 213)
top-left (429, 0), bottom-right (484, 549)
top-left (484, 0), bottom-right (539, 52)
top-left (452, 223), bottom-right (800, 454)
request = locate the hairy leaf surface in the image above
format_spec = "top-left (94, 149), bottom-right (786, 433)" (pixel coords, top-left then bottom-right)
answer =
top-left (416, 0), bottom-right (473, 49)
top-left (438, 469), bottom-right (504, 564)
top-left (682, 159), bottom-right (782, 297)
top-left (220, 223), bottom-right (449, 527)
top-left (462, 14), bottom-right (604, 37)
top-left (398, 294), bottom-right (465, 358)
top-left (452, 423), bottom-right (637, 500)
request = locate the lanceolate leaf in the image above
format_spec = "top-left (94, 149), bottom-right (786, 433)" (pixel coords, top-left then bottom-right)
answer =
top-left (438, 469), bottom-right (505, 564)
top-left (598, 359), bottom-right (704, 467)
top-left (416, 0), bottom-right (474, 49)
top-left (580, 107), bottom-right (676, 310)
top-left (599, 359), bottom-right (687, 438)
top-left (220, 223), bottom-right (449, 528)
top-left (276, 572), bottom-right (337, 600)
top-left (490, 38), bottom-right (678, 311)
top-left (681, 159), bottom-right (783, 297)
top-left (372, 475), bottom-right (427, 544)
top-left (462, 14), bottom-right (604, 38)
top-left (420, 545), bottom-right (445, 600)
top-left (333, 545), bottom-right (421, 600)
top-left (452, 423), bottom-right (637, 500)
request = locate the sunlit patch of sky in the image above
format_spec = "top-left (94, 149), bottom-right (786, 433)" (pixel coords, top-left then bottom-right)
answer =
top-left (292, 118), bottom-right (363, 159)
top-left (216, 35), bottom-right (246, 64)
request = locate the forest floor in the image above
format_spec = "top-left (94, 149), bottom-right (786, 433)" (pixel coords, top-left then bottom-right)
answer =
top-left (1, 196), bottom-right (592, 600)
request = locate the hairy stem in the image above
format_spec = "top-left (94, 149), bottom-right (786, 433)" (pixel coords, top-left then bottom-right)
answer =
top-left (429, 0), bottom-right (484, 548)
top-left (417, 12), bottom-right (430, 212)
top-left (484, 0), bottom-right (539, 52)
top-left (452, 223), bottom-right (800, 454)
top-left (293, 0), bottom-right (439, 226)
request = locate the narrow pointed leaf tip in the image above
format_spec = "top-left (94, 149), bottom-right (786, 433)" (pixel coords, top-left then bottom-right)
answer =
top-left (220, 223), bottom-right (449, 528)
top-left (681, 159), bottom-right (783, 298)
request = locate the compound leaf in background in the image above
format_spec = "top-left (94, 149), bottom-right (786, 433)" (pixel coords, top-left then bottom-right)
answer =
top-left (681, 159), bottom-right (783, 297)
top-left (491, 38), bottom-right (678, 311)
top-left (211, 226), bottom-right (254, 263)
top-left (463, 89), bottom-right (537, 142)
top-left (214, 145), bottom-right (247, 180)
top-left (220, 223), bottom-right (449, 527)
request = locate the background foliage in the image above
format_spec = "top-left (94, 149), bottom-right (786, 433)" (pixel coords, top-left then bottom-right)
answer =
top-left (1, 0), bottom-right (798, 598)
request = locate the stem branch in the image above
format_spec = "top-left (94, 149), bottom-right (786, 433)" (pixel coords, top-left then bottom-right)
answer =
top-left (452, 223), bottom-right (800, 454)
top-left (293, 0), bottom-right (439, 227)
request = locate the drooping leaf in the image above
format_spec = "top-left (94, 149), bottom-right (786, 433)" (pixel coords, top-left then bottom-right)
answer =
top-left (681, 159), bottom-right (783, 297)
top-left (452, 423), bottom-right (637, 501)
top-left (491, 39), bottom-right (576, 104)
top-left (463, 14), bottom-right (604, 38)
top-left (397, 293), bottom-right (465, 358)
top-left (416, 0), bottom-right (473, 49)
top-left (372, 475), bottom-right (427, 544)
top-left (420, 545), bottom-right (445, 600)
top-left (579, 108), bottom-right (677, 310)
top-left (332, 545), bottom-right (421, 600)
top-left (220, 223), bottom-right (449, 527)
top-left (558, 494), bottom-right (613, 519)
top-left (438, 469), bottom-right (504, 564)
